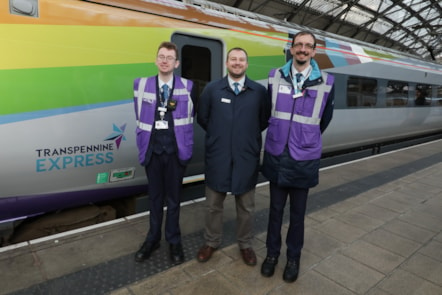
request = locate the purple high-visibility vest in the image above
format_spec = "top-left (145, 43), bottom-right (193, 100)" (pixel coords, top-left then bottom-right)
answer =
top-left (265, 69), bottom-right (333, 161)
top-left (133, 76), bottom-right (194, 165)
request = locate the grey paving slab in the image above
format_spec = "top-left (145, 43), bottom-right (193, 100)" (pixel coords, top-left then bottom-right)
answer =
top-left (375, 179), bottom-right (410, 193)
top-left (362, 228), bottom-right (421, 257)
top-left (178, 201), bottom-right (207, 235)
top-left (308, 206), bottom-right (342, 223)
top-left (314, 253), bottom-right (385, 294)
top-left (365, 288), bottom-right (393, 295)
top-left (351, 202), bottom-right (399, 223)
top-left (401, 253), bottom-right (442, 286)
top-left (303, 228), bottom-right (344, 259)
top-left (0, 250), bottom-right (45, 294)
top-left (418, 173), bottom-right (442, 189)
top-left (127, 263), bottom-right (193, 294)
top-left (435, 231), bottom-right (442, 243)
top-left (169, 270), bottom-right (245, 295)
top-left (413, 197), bottom-right (442, 220)
top-left (181, 249), bottom-right (234, 278)
top-left (219, 259), bottom-right (281, 295)
top-left (340, 240), bottom-right (405, 274)
top-left (35, 223), bottom-right (141, 280)
top-left (377, 269), bottom-right (442, 295)
top-left (398, 210), bottom-right (442, 233)
top-left (270, 271), bottom-right (356, 295)
top-left (382, 219), bottom-right (435, 243)
top-left (326, 197), bottom-right (361, 213)
top-left (369, 191), bottom-right (418, 213)
top-left (335, 210), bottom-right (385, 232)
top-left (312, 218), bottom-right (367, 243)
top-left (418, 239), bottom-right (442, 262)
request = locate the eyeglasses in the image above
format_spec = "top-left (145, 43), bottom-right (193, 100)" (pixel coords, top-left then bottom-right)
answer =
top-left (157, 55), bottom-right (176, 62)
top-left (293, 43), bottom-right (315, 50)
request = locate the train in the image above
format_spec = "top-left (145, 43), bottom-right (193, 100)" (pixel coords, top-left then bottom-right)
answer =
top-left (1, 0), bottom-right (442, 235)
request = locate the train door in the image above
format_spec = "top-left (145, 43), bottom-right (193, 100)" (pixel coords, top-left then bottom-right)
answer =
top-left (172, 33), bottom-right (223, 95)
top-left (171, 33), bottom-right (224, 178)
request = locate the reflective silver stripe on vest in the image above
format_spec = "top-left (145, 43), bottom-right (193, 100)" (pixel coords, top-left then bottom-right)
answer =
top-left (175, 77), bottom-right (193, 125)
top-left (293, 114), bottom-right (320, 125)
top-left (136, 78), bottom-right (153, 131)
top-left (173, 88), bottom-right (189, 96)
top-left (273, 110), bottom-right (292, 121)
top-left (269, 70), bottom-right (293, 120)
top-left (136, 78), bottom-right (147, 122)
top-left (308, 74), bottom-right (332, 120)
top-left (174, 117), bottom-right (194, 126)
top-left (136, 121), bottom-right (153, 131)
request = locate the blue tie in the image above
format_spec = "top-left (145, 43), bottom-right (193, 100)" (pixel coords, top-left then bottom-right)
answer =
top-left (161, 84), bottom-right (169, 104)
top-left (233, 82), bottom-right (240, 95)
top-left (295, 73), bottom-right (303, 83)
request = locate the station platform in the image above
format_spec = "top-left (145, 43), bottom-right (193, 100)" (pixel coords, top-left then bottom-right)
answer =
top-left (1, 140), bottom-right (442, 295)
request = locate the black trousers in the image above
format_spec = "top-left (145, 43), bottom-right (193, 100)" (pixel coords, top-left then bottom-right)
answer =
top-left (144, 152), bottom-right (185, 245)
top-left (265, 182), bottom-right (309, 261)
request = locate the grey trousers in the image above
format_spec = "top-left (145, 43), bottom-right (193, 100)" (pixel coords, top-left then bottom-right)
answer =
top-left (203, 186), bottom-right (255, 249)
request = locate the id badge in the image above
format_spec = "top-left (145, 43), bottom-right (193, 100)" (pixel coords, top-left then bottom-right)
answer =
top-left (279, 85), bottom-right (291, 94)
top-left (155, 120), bottom-right (169, 129)
top-left (292, 92), bottom-right (303, 99)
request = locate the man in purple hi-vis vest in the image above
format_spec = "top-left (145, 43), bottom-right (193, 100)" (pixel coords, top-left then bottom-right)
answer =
top-left (133, 42), bottom-right (196, 265)
top-left (260, 31), bottom-right (335, 283)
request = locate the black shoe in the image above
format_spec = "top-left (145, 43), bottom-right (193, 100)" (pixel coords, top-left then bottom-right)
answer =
top-left (134, 241), bottom-right (160, 262)
top-left (283, 260), bottom-right (300, 283)
top-left (261, 256), bottom-right (278, 277)
top-left (170, 243), bottom-right (185, 265)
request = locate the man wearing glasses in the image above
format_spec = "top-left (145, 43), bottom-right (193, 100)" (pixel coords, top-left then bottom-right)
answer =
top-left (260, 31), bottom-right (335, 283)
top-left (133, 41), bottom-right (196, 265)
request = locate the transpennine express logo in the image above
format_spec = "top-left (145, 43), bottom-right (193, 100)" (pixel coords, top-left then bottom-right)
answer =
top-left (104, 123), bottom-right (127, 149)
top-left (35, 123), bottom-right (127, 172)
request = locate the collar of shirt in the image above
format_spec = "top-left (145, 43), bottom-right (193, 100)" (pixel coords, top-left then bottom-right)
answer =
top-left (228, 77), bottom-right (245, 91)
top-left (158, 78), bottom-right (173, 90)
top-left (291, 65), bottom-right (312, 81)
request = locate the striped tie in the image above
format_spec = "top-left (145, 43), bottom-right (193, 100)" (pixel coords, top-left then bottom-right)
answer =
top-left (161, 84), bottom-right (169, 105)
top-left (233, 82), bottom-right (240, 95)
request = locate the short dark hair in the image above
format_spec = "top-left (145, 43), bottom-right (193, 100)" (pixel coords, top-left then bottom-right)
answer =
top-left (291, 31), bottom-right (317, 49)
top-left (227, 47), bottom-right (248, 61)
top-left (158, 41), bottom-right (179, 60)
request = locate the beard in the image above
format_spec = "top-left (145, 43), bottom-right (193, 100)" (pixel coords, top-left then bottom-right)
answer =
top-left (294, 51), bottom-right (309, 66)
top-left (294, 58), bottom-right (308, 65)
top-left (228, 70), bottom-right (246, 79)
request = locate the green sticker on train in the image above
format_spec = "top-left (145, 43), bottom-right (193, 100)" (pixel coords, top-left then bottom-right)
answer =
top-left (96, 172), bottom-right (109, 184)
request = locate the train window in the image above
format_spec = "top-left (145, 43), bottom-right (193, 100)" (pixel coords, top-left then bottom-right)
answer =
top-left (386, 81), bottom-right (408, 107)
top-left (172, 33), bottom-right (223, 100)
top-left (9, 0), bottom-right (39, 17)
top-left (436, 86), bottom-right (442, 106)
top-left (415, 84), bottom-right (432, 106)
top-left (181, 45), bottom-right (211, 97)
top-left (346, 77), bottom-right (377, 107)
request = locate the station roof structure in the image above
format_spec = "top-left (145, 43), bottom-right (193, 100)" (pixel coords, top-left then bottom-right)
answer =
top-left (203, 0), bottom-right (442, 62)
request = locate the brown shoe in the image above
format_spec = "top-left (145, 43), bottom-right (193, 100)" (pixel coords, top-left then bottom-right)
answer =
top-left (197, 245), bottom-right (217, 262)
top-left (240, 248), bottom-right (257, 266)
